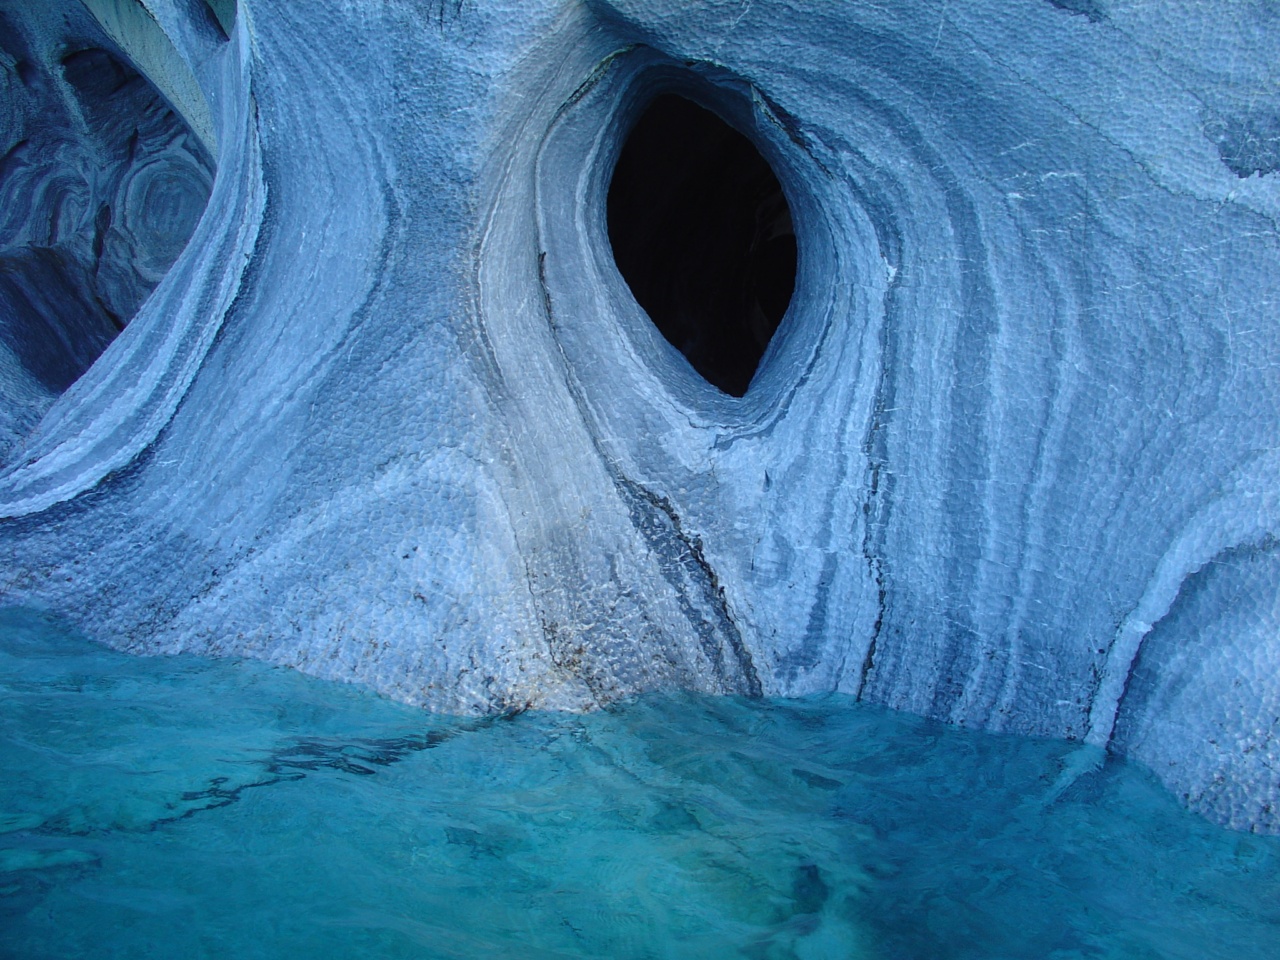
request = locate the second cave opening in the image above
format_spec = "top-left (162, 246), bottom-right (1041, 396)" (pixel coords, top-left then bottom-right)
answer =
top-left (606, 93), bottom-right (797, 398)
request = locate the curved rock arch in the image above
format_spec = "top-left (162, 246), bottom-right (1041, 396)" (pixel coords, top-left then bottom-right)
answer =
top-left (0, 0), bottom-right (1276, 831)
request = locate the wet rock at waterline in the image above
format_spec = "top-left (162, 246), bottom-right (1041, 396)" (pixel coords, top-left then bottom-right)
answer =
top-left (0, 1), bottom-right (1277, 833)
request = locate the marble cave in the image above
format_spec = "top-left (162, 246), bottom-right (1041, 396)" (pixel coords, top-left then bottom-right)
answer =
top-left (1, 0), bottom-right (1278, 836)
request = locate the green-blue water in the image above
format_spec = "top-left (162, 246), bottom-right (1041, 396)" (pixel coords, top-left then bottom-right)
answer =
top-left (1, 608), bottom-right (1278, 959)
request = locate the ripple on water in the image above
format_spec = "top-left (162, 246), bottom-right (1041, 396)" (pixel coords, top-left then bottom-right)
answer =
top-left (1, 607), bottom-right (1278, 959)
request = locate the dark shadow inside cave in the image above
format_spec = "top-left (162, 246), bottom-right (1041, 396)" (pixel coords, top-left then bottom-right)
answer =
top-left (606, 94), bottom-right (797, 397)
top-left (0, 28), bottom-right (213, 463)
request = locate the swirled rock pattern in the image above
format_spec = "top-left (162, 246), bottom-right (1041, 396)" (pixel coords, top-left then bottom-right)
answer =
top-left (0, 0), bottom-right (1276, 831)
top-left (0, 0), bottom-right (212, 464)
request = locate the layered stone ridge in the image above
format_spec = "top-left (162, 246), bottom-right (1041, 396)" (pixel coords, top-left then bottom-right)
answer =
top-left (0, 0), bottom-right (1276, 832)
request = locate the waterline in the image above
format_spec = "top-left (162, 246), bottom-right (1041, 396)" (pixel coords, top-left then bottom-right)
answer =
top-left (2, 608), bottom-right (1277, 958)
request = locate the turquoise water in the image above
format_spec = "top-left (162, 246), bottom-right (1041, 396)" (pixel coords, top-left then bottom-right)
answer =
top-left (2, 608), bottom-right (1278, 959)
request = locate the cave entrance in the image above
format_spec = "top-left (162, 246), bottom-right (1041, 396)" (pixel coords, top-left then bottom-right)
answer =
top-left (0, 26), bottom-right (213, 466)
top-left (606, 94), bottom-right (797, 398)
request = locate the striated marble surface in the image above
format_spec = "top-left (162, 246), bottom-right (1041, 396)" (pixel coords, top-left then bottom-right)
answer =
top-left (0, 0), bottom-right (1276, 831)
top-left (0, 0), bottom-right (214, 465)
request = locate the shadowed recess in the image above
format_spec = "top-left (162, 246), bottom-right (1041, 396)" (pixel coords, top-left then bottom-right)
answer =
top-left (0, 25), bottom-right (213, 464)
top-left (607, 94), bottom-right (797, 397)
top-left (202, 0), bottom-right (237, 38)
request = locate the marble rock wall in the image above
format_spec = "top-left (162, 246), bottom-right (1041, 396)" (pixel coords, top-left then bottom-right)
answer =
top-left (0, 0), bottom-right (213, 464)
top-left (0, 0), bottom-right (1276, 832)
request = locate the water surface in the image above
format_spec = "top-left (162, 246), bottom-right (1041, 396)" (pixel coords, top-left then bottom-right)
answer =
top-left (2, 608), bottom-right (1277, 958)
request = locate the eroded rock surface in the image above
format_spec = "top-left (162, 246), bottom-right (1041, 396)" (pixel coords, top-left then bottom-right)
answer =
top-left (0, 1), bottom-right (212, 464)
top-left (0, 0), bottom-right (1276, 831)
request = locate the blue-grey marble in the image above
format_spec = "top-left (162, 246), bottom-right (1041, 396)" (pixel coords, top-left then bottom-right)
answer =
top-left (0, 0), bottom-right (1276, 831)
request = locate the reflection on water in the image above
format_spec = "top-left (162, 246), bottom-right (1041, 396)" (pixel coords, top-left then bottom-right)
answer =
top-left (2, 607), bottom-right (1278, 959)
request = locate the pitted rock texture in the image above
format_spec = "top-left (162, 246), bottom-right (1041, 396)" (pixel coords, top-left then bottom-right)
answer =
top-left (0, 0), bottom-right (1276, 832)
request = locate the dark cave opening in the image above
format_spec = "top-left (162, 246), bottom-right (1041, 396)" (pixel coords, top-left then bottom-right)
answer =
top-left (0, 27), bottom-right (213, 464)
top-left (0, 46), bottom-right (212, 394)
top-left (606, 94), bottom-right (797, 397)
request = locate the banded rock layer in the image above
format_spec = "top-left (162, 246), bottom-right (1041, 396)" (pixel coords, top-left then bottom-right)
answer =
top-left (0, 0), bottom-right (1277, 832)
